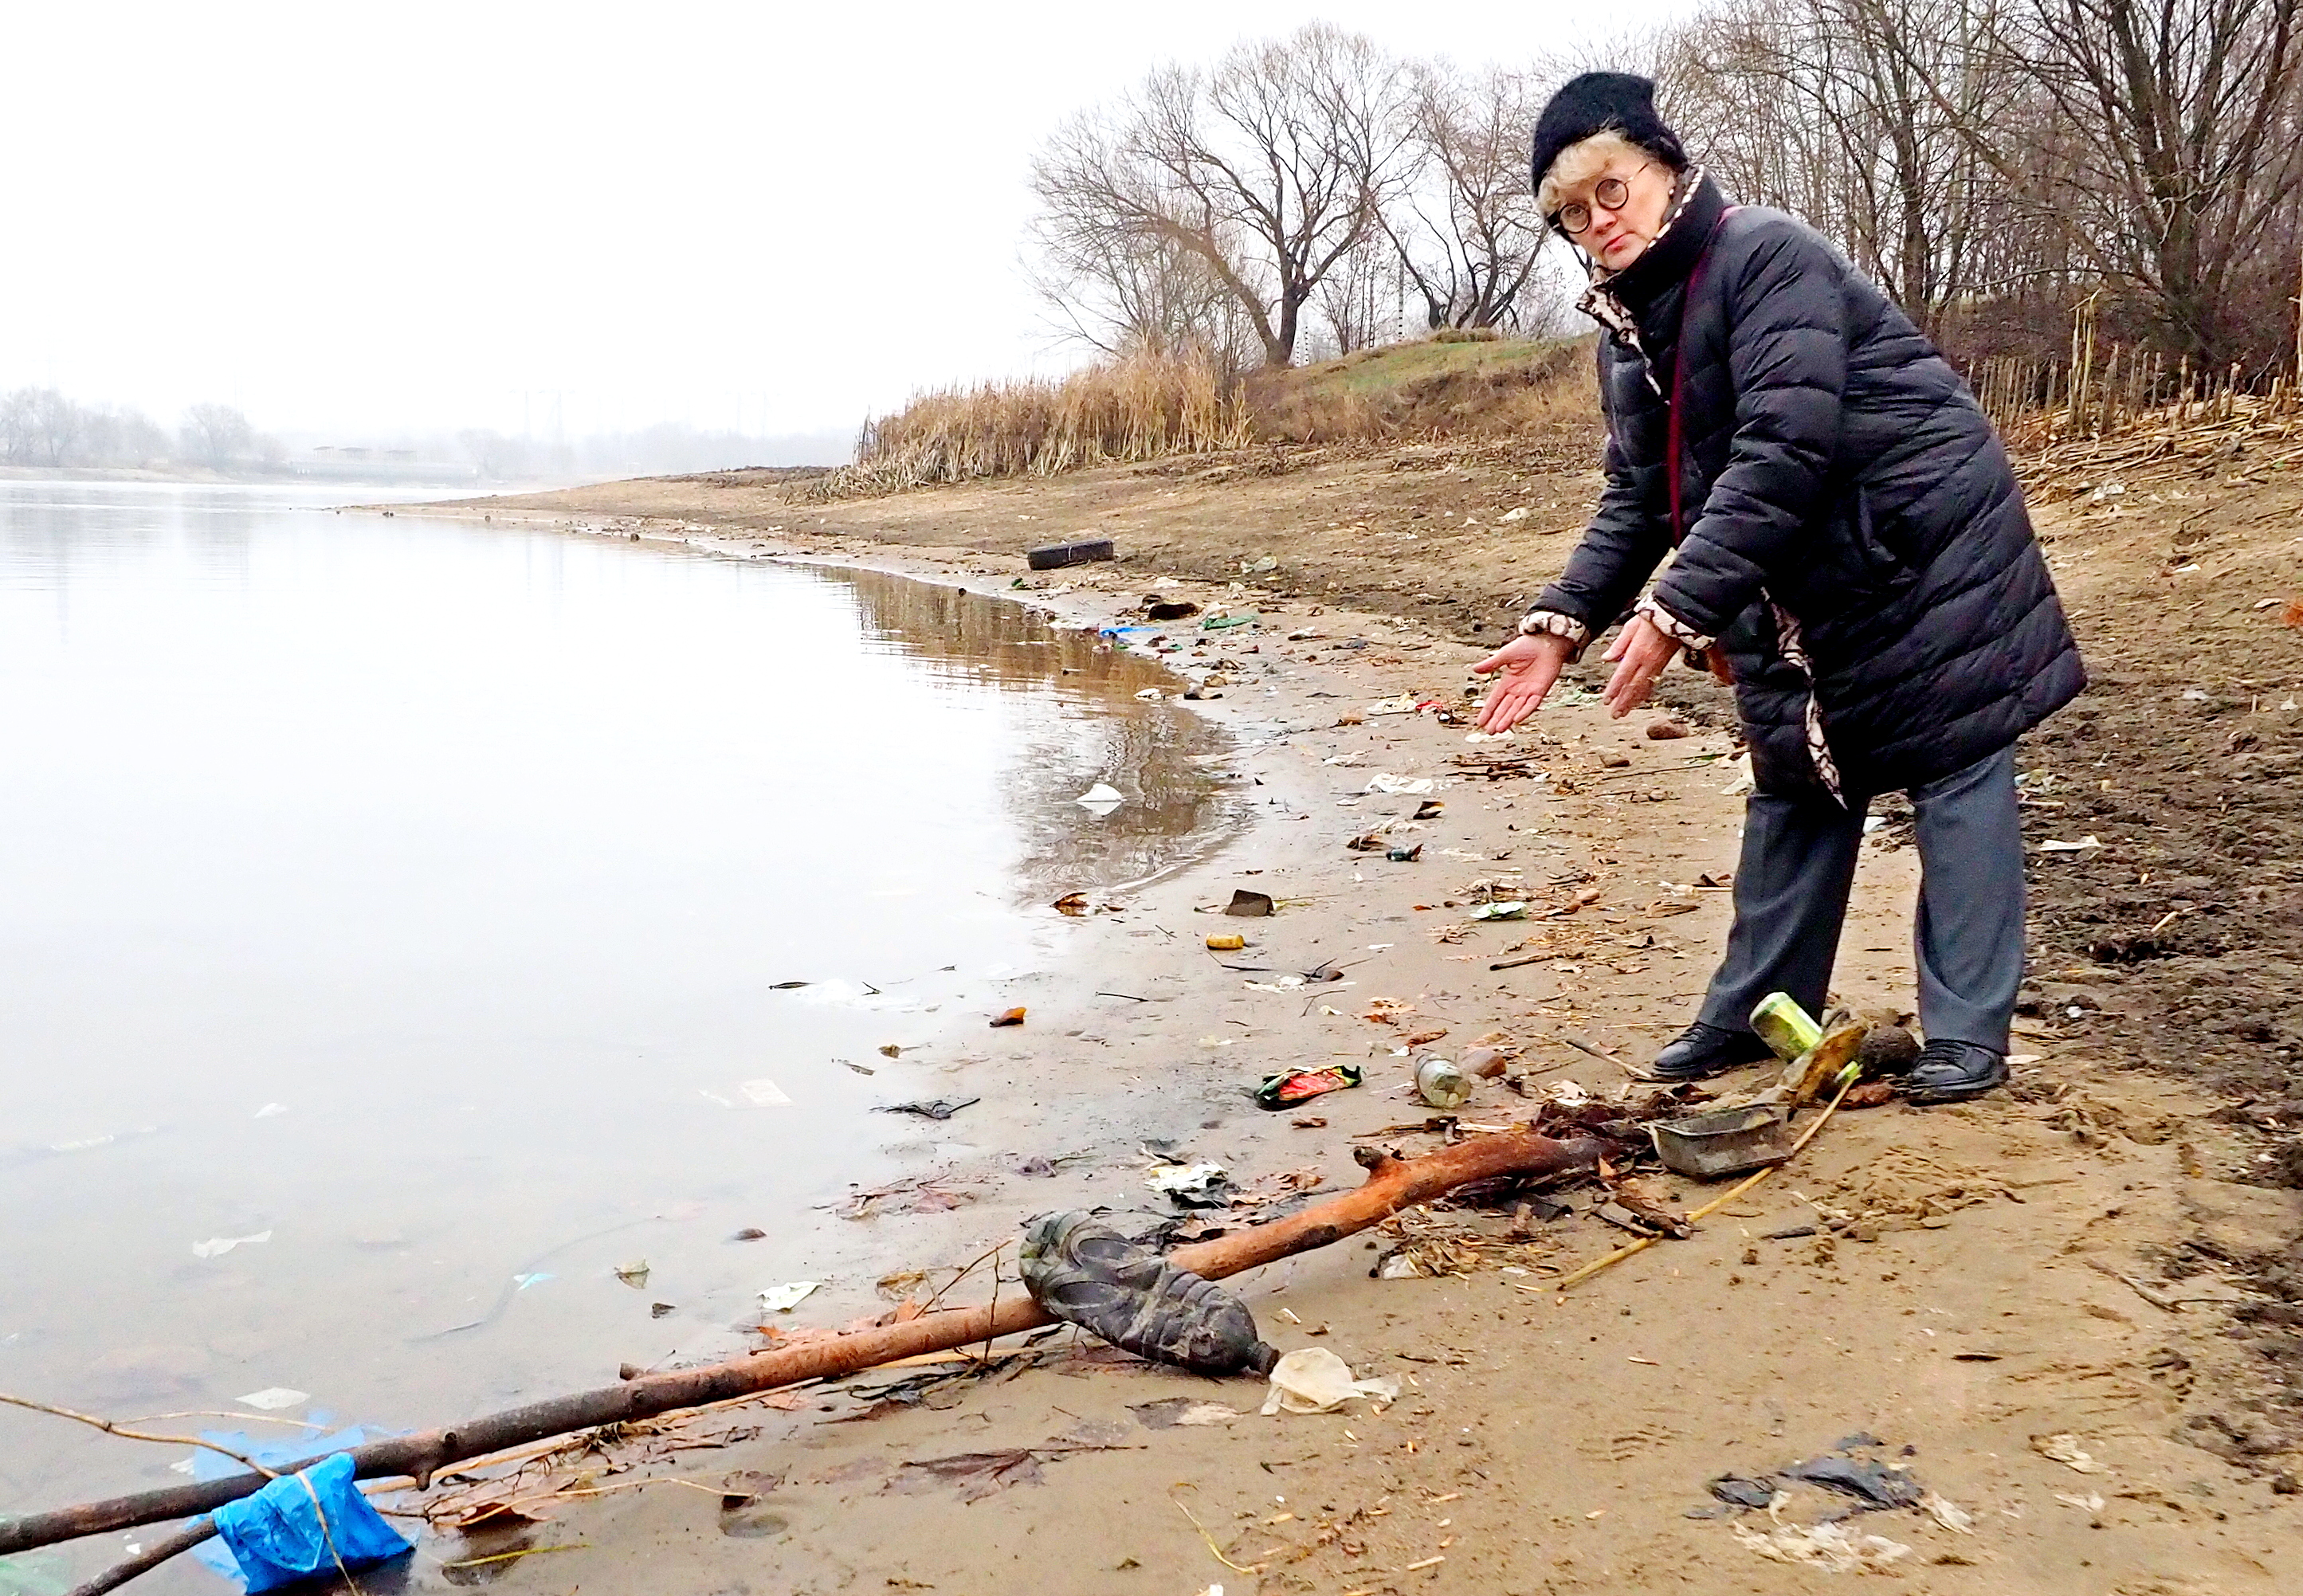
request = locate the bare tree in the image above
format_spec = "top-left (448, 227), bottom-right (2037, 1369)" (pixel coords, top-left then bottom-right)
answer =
top-left (2009, 0), bottom-right (2303, 362)
top-left (25, 387), bottom-right (82, 467)
top-left (181, 402), bottom-right (254, 469)
top-left (1026, 117), bottom-right (1258, 367)
top-left (0, 388), bottom-right (39, 465)
top-left (1314, 233), bottom-right (1403, 352)
top-left (1030, 24), bottom-right (1413, 367)
top-left (1379, 61), bottom-right (1548, 331)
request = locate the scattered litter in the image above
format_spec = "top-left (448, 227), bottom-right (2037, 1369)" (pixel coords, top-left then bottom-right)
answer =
top-left (1732, 1522), bottom-right (1909, 1574)
top-left (1021, 1211), bottom-right (1275, 1375)
top-left (1784, 1453), bottom-right (1922, 1508)
top-left (1414, 1057), bottom-right (1473, 1110)
top-left (2031, 1433), bottom-right (2106, 1473)
top-left (1206, 932), bottom-right (1247, 950)
top-left (1075, 782), bottom-right (1125, 809)
top-left (234, 1388), bottom-right (308, 1413)
top-left (1147, 1163), bottom-right (1231, 1204)
top-left (209, 1452), bottom-right (412, 1591)
top-left (1132, 1398), bottom-right (1242, 1429)
top-left (1225, 889), bottom-right (1275, 917)
top-left (192, 1231), bottom-right (272, 1260)
top-left (1260, 1347), bottom-right (1399, 1415)
top-left (650, 1301), bottom-right (676, 1318)
top-left (1134, 688), bottom-right (1164, 700)
top-left (1203, 610), bottom-right (1261, 627)
top-left (1468, 901), bottom-right (1528, 920)
top-left (2037, 835), bottom-right (2105, 853)
top-left (2056, 1491), bottom-right (2106, 1512)
top-left (1053, 892), bottom-right (1090, 915)
top-left (1363, 774), bottom-right (1435, 795)
top-left (514, 1272), bottom-right (554, 1290)
top-left (1653, 1104), bottom-right (1796, 1178)
top-left (1386, 845), bottom-right (1423, 862)
top-left (253, 1103), bottom-right (288, 1119)
top-left (874, 1097), bottom-right (980, 1120)
top-left (613, 1261), bottom-right (651, 1289)
top-left (1499, 506), bottom-right (1529, 521)
top-left (1256, 1064), bottom-right (1363, 1110)
top-left (1709, 1476), bottom-right (1779, 1508)
top-left (758, 1281), bottom-right (822, 1314)
top-left (990, 1007), bottom-right (1027, 1027)
top-left (1026, 538), bottom-right (1115, 571)
top-left (732, 1227), bottom-right (767, 1241)
top-left (1145, 599), bottom-right (1200, 621)
top-left (739, 1079), bottom-right (792, 1108)
top-left (1366, 694), bottom-right (1425, 716)
top-left (1921, 1492), bottom-right (1975, 1533)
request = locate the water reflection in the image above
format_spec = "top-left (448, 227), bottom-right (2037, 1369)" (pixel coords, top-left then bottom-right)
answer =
top-left (0, 484), bottom-right (1233, 1575)
top-left (819, 565), bottom-right (1234, 896)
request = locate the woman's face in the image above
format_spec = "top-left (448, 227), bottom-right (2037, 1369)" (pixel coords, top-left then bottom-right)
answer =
top-left (1556, 156), bottom-right (1675, 271)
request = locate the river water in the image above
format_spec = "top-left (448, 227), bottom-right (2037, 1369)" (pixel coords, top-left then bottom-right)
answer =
top-left (0, 481), bottom-right (1226, 1568)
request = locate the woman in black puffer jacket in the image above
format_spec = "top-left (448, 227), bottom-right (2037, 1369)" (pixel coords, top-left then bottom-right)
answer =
top-left (1473, 73), bottom-right (2084, 1101)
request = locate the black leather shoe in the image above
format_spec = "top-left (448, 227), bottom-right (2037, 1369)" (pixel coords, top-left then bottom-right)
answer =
top-left (1648, 1022), bottom-right (1776, 1082)
top-left (1903, 1040), bottom-right (2009, 1104)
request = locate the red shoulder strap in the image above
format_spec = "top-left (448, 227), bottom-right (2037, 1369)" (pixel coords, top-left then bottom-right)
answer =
top-left (1666, 206), bottom-right (1740, 547)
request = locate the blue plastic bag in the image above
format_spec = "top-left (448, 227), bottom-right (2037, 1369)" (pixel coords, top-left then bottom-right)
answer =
top-left (207, 1452), bottom-right (411, 1593)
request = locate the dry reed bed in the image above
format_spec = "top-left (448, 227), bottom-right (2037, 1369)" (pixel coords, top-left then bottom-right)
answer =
top-left (796, 353), bottom-right (1250, 503)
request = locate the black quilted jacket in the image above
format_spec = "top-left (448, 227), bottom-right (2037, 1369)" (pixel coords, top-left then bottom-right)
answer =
top-left (1531, 175), bottom-right (2085, 800)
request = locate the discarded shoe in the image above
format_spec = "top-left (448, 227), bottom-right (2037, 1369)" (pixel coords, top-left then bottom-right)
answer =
top-left (1902, 1040), bottom-right (2009, 1103)
top-left (1650, 1022), bottom-right (1775, 1081)
top-left (1019, 1212), bottom-right (1278, 1376)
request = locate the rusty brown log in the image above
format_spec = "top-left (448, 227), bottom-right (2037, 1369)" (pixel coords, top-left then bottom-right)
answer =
top-left (0, 1127), bottom-right (1603, 1559)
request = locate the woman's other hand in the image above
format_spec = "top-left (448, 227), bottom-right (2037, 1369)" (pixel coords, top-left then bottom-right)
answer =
top-left (1471, 632), bottom-right (1575, 732)
top-left (1601, 613), bottom-right (1679, 716)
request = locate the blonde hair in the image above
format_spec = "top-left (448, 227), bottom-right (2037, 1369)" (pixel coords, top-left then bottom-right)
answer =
top-left (1536, 128), bottom-right (1656, 217)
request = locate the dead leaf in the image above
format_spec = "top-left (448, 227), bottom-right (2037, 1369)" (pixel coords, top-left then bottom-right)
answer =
top-left (720, 1469), bottom-right (783, 1508)
top-left (1403, 1029), bottom-right (1449, 1047)
top-left (888, 1449), bottom-right (1046, 1502)
top-left (1052, 892), bottom-right (1090, 916)
top-left (990, 1007), bottom-right (1026, 1027)
top-left (1131, 1398), bottom-right (1242, 1429)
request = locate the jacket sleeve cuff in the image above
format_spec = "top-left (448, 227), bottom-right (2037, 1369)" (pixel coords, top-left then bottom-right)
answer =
top-left (1635, 596), bottom-right (1714, 652)
top-left (1517, 609), bottom-right (1592, 657)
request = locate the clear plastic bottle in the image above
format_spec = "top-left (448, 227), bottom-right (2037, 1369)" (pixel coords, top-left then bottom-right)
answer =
top-left (1414, 1057), bottom-right (1473, 1110)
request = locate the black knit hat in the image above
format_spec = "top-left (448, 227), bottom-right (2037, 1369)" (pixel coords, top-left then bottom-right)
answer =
top-left (1529, 72), bottom-right (1686, 199)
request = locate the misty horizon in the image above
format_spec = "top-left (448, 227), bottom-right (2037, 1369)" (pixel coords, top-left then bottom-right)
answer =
top-left (1, 2), bottom-right (1688, 470)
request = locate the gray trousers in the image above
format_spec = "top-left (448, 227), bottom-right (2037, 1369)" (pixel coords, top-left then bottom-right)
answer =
top-left (1696, 747), bottom-right (2023, 1052)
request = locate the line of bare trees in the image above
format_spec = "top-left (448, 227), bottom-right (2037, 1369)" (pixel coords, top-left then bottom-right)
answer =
top-left (1030, 3), bottom-right (2303, 379)
top-left (1028, 24), bottom-right (1558, 370)
top-left (0, 389), bottom-right (273, 471)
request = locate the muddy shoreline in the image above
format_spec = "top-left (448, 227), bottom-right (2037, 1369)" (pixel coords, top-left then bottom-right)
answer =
top-left (299, 469), bottom-right (2303, 1596)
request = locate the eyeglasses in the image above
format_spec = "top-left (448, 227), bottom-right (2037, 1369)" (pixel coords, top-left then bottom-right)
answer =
top-left (1550, 164), bottom-right (1654, 237)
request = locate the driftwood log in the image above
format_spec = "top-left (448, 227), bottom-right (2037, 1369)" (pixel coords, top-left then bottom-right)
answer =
top-left (1, 1127), bottom-right (1603, 1561)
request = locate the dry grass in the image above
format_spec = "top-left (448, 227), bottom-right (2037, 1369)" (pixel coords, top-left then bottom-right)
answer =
top-left (1248, 335), bottom-right (1593, 445)
top-left (797, 351), bottom-right (1251, 502)
top-left (792, 335), bottom-right (1600, 503)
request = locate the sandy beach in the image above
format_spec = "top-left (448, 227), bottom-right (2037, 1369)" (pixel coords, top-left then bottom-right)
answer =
top-left (329, 447), bottom-right (2303, 1594)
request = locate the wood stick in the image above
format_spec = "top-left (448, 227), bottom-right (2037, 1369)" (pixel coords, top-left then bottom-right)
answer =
top-left (0, 1128), bottom-right (1607, 1559)
top-left (63, 1520), bottom-right (218, 1596)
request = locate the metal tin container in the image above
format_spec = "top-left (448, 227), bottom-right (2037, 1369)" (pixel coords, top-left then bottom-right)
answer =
top-left (1650, 1103), bottom-right (1798, 1178)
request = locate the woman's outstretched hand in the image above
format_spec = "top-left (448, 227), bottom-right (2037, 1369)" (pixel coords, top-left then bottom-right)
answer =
top-left (1602, 613), bottom-right (1680, 716)
top-left (1470, 631), bottom-right (1575, 732)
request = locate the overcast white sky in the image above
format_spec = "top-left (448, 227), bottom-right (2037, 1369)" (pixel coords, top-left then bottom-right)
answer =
top-left (2, 2), bottom-right (1696, 445)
